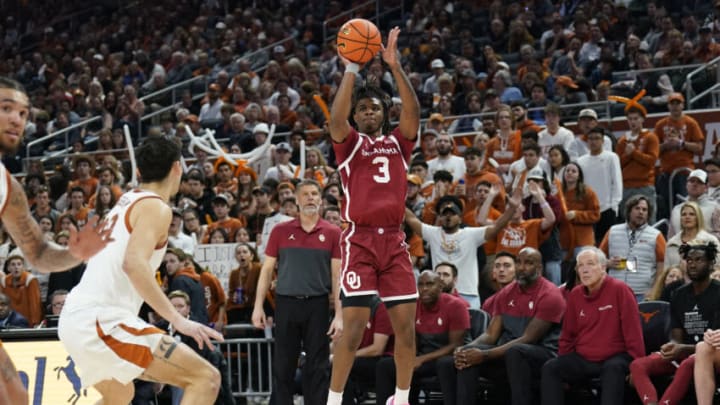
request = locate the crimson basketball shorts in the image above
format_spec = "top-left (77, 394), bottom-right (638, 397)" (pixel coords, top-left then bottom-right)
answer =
top-left (340, 224), bottom-right (418, 302)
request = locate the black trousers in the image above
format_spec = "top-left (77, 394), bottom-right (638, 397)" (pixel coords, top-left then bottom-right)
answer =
top-left (541, 352), bottom-right (632, 405)
top-left (594, 208), bottom-right (617, 246)
top-left (271, 295), bottom-right (330, 405)
top-left (343, 356), bottom-right (386, 405)
top-left (435, 344), bottom-right (553, 405)
top-left (375, 356), bottom-right (441, 405)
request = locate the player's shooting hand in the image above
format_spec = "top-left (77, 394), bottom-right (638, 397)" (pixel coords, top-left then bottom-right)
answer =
top-left (68, 216), bottom-right (116, 261)
top-left (174, 317), bottom-right (223, 350)
top-left (381, 27), bottom-right (401, 70)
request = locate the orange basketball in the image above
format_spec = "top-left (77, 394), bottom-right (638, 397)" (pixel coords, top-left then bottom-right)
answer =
top-left (336, 18), bottom-right (382, 64)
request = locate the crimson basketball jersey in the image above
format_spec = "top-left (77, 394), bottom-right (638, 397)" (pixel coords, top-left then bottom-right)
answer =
top-left (334, 127), bottom-right (415, 226)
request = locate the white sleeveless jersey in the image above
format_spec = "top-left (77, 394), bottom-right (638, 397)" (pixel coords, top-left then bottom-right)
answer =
top-left (0, 163), bottom-right (11, 217)
top-left (64, 189), bottom-right (168, 315)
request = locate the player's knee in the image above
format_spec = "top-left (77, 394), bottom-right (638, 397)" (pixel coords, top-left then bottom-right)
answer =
top-left (187, 362), bottom-right (220, 394)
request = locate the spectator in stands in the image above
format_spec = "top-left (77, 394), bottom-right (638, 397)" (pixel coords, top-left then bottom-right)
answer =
top-left (246, 186), bottom-right (274, 242)
top-left (458, 148), bottom-right (504, 224)
top-left (47, 289), bottom-right (67, 316)
top-left (424, 59), bottom-right (446, 95)
top-left (541, 247), bottom-right (644, 405)
top-left (600, 195), bottom-right (666, 301)
top-left (168, 209), bottom-right (195, 256)
top-left (226, 241), bottom-right (263, 320)
top-left (420, 128), bottom-right (439, 161)
top-left (628, 52), bottom-right (674, 113)
top-left (426, 132), bottom-right (465, 182)
top-left (495, 178), bottom-right (556, 259)
top-left (578, 127), bottom-right (623, 245)
top-left (669, 170), bottom-right (720, 240)
top-left (1, 255), bottom-right (42, 327)
top-left (64, 187), bottom-right (89, 228)
top-left (202, 194), bottom-right (246, 244)
top-left (632, 241), bottom-right (719, 405)
top-left (88, 185), bottom-right (116, 219)
top-left (264, 142), bottom-right (296, 182)
top-left (552, 75), bottom-right (587, 105)
top-left (409, 160), bottom-right (433, 199)
top-left (0, 292), bottom-right (28, 329)
top-left (616, 106), bottom-right (659, 223)
top-left (578, 21), bottom-right (604, 72)
top-left (181, 208), bottom-right (206, 247)
top-left (406, 175), bottom-right (426, 219)
top-left (440, 247), bottom-right (565, 405)
top-left (485, 105), bottom-right (522, 180)
top-left (568, 108), bottom-right (613, 159)
top-left (511, 102), bottom-right (542, 135)
top-left (538, 103), bottom-right (574, 158)
top-left (208, 228), bottom-right (230, 244)
top-left (31, 186), bottom-right (60, 224)
top-left (448, 92), bottom-right (482, 134)
top-left (655, 92), bottom-right (705, 218)
top-left (434, 262), bottom-right (462, 298)
top-left (493, 70), bottom-right (523, 104)
top-left (178, 170), bottom-right (214, 224)
top-left (163, 248), bottom-right (208, 325)
top-left (665, 201), bottom-right (720, 273)
top-left (560, 162), bottom-right (600, 259)
top-left (706, 158), bottom-right (720, 203)
top-left (376, 270), bottom-right (469, 404)
top-left (67, 154), bottom-right (98, 204)
top-left (421, 170), bottom-right (455, 225)
top-left (695, 24), bottom-right (720, 62)
top-left (405, 193), bottom-right (518, 309)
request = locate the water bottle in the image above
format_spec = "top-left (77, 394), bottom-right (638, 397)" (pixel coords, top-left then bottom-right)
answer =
top-left (234, 287), bottom-right (244, 304)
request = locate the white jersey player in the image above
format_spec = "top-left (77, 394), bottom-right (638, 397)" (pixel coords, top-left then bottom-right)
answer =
top-left (59, 136), bottom-right (223, 404)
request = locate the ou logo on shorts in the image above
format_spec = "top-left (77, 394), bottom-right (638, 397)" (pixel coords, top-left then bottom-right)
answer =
top-left (346, 271), bottom-right (361, 289)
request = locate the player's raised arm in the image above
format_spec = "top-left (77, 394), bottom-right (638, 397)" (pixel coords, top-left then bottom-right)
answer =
top-left (328, 54), bottom-right (356, 144)
top-left (382, 27), bottom-right (420, 140)
top-left (2, 176), bottom-right (113, 272)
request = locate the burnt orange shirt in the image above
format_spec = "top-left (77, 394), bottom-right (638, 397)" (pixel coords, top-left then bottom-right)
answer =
top-left (200, 271), bottom-right (227, 324)
top-left (68, 177), bottom-right (99, 204)
top-left (495, 219), bottom-right (548, 257)
top-left (484, 130), bottom-right (522, 170)
top-left (1, 272), bottom-right (42, 327)
top-left (654, 115), bottom-right (704, 174)
top-left (203, 217), bottom-right (247, 243)
top-left (560, 187), bottom-right (600, 254)
top-left (616, 130), bottom-right (659, 188)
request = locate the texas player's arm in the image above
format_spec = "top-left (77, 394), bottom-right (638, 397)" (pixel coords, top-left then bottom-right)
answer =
top-left (124, 198), bottom-right (221, 348)
top-left (2, 175), bottom-right (112, 272)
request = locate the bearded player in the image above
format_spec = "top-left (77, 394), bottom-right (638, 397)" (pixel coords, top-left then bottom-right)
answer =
top-left (0, 77), bottom-right (115, 404)
top-left (326, 27), bottom-right (420, 405)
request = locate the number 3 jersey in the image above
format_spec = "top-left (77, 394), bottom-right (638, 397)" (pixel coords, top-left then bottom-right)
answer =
top-left (334, 127), bottom-right (415, 227)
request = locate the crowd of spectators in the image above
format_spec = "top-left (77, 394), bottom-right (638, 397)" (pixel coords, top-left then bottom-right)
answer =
top-left (4, 0), bottom-right (720, 403)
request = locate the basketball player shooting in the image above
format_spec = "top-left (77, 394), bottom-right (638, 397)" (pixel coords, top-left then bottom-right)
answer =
top-left (0, 77), bottom-right (116, 404)
top-left (326, 26), bottom-right (421, 405)
top-left (59, 136), bottom-right (223, 404)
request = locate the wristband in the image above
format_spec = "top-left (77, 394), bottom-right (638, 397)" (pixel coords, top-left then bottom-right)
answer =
top-left (345, 63), bottom-right (360, 74)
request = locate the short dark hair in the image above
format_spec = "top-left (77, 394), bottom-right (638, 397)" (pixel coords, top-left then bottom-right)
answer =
top-left (679, 241), bottom-right (718, 264)
top-left (433, 169), bottom-right (453, 183)
top-left (410, 160), bottom-right (428, 170)
top-left (522, 142), bottom-right (541, 155)
top-left (495, 251), bottom-right (516, 262)
top-left (521, 130), bottom-right (539, 142)
top-left (351, 84), bottom-right (391, 134)
top-left (463, 147), bottom-right (483, 158)
top-left (136, 136), bottom-right (181, 183)
top-left (704, 158), bottom-right (720, 169)
top-left (434, 261), bottom-right (458, 277)
top-left (0, 77), bottom-right (26, 93)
